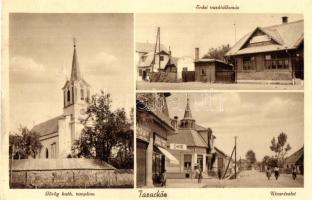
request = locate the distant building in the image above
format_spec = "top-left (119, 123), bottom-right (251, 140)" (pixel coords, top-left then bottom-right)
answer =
top-left (32, 41), bottom-right (91, 159)
top-left (136, 93), bottom-right (178, 187)
top-left (238, 158), bottom-right (249, 171)
top-left (194, 48), bottom-right (234, 83)
top-left (284, 146), bottom-right (304, 174)
top-left (226, 17), bottom-right (304, 83)
top-left (136, 42), bottom-right (177, 81)
top-left (177, 56), bottom-right (194, 80)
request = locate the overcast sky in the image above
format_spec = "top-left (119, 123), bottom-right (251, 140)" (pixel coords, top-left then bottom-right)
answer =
top-left (136, 13), bottom-right (303, 58)
top-left (9, 13), bottom-right (134, 132)
top-left (166, 92), bottom-right (303, 161)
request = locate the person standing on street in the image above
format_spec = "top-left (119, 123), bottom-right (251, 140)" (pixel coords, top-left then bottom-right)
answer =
top-left (160, 170), bottom-right (167, 187)
top-left (198, 168), bottom-right (203, 184)
top-left (266, 166), bottom-right (272, 180)
top-left (292, 166), bottom-right (297, 180)
top-left (218, 168), bottom-right (222, 180)
top-left (274, 166), bottom-right (280, 180)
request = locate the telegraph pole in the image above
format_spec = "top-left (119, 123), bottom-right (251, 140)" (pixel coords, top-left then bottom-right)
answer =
top-left (158, 27), bottom-right (161, 70)
top-left (234, 23), bottom-right (236, 43)
top-left (234, 136), bottom-right (237, 179)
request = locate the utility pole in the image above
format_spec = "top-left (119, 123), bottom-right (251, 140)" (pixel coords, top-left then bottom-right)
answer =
top-left (10, 136), bottom-right (14, 185)
top-left (152, 27), bottom-right (160, 73)
top-left (234, 23), bottom-right (237, 84)
top-left (158, 27), bottom-right (161, 70)
top-left (234, 136), bottom-right (237, 179)
top-left (234, 23), bottom-right (237, 43)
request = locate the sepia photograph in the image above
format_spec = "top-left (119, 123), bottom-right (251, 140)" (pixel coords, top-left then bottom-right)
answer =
top-left (8, 13), bottom-right (134, 188)
top-left (136, 92), bottom-right (303, 188)
top-left (136, 13), bottom-right (304, 90)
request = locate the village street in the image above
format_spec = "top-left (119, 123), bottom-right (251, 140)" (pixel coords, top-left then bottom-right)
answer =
top-left (166, 169), bottom-right (303, 188)
top-left (137, 81), bottom-right (304, 91)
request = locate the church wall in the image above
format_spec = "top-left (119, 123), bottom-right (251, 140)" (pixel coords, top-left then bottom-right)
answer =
top-left (58, 115), bottom-right (72, 158)
top-left (11, 169), bottom-right (133, 188)
top-left (39, 136), bottom-right (59, 159)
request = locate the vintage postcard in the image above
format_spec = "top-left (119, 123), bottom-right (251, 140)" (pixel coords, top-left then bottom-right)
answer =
top-left (1, 0), bottom-right (311, 200)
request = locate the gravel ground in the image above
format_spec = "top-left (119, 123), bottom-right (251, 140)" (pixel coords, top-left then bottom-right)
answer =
top-left (166, 169), bottom-right (303, 188)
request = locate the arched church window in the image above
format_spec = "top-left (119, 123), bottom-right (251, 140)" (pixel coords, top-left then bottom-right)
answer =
top-left (67, 90), bottom-right (70, 102)
top-left (81, 88), bottom-right (84, 100)
top-left (87, 89), bottom-right (90, 102)
top-left (45, 148), bottom-right (49, 159)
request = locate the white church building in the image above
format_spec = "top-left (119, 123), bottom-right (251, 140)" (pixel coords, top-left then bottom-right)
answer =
top-left (32, 41), bottom-right (91, 159)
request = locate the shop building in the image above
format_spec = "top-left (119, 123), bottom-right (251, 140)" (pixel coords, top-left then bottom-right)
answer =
top-left (165, 96), bottom-right (233, 178)
top-left (136, 93), bottom-right (179, 187)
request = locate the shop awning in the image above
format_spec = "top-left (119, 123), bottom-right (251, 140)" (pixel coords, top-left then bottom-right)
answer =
top-left (157, 146), bottom-right (180, 165)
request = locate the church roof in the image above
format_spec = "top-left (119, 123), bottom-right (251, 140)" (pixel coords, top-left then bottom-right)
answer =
top-left (71, 42), bottom-right (81, 81)
top-left (61, 41), bottom-right (90, 89)
top-left (183, 96), bottom-right (192, 119)
top-left (31, 115), bottom-right (64, 137)
top-left (10, 158), bottom-right (115, 171)
top-left (226, 20), bottom-right (303, 56)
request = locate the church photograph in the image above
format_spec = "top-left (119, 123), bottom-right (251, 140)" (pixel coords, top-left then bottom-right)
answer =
top-left (8, 13), bottom-right (134, 188)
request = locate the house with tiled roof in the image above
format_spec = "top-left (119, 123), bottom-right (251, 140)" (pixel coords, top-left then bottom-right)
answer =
top-left (283, 146), bottom-right (304, 174)
top-left (226, 17), bottom-right (304, 83)
top-left (136, 42), bottom-right (178, 81)
top-left (31, 41), bottom-right (91, 159)
top-left (166, 96), bottom-right (231, 179)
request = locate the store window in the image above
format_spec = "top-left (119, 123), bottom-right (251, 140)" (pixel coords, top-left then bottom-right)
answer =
top-left (242, 56), bottom-right (255, 70)
top-left (265, 53), bottom-right (289, 70)
top-left (152, 152), bottom-right (164, 184)
top-left (197, 154), bottom-right (203, 170)
top-left (184, 154), bottom-right (192, 170)
top-left (201, 69), bottom-right (206, 75)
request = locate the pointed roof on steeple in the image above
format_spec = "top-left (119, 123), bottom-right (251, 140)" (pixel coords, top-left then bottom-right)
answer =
top-left (183, 94), bottom-right (193, 119)
top-left (70, 38), bottom-right (82, 81)
top-left (62, 38), bottom-right (90, 90)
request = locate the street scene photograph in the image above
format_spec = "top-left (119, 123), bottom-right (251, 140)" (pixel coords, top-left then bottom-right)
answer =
top-left (136, 92), bottom-right (303, 188)
top-left (135, 13), bottom-right (304, 90)
top-left (8, 13), bottom-right (134, 188)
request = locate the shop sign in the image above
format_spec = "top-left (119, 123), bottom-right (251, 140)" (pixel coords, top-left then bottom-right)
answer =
top-left (137, 125), bottom-right (150, 142)
top-left (169, 143), bottom-right (187, 151)
top-left (154, 135), bottom-right (167, 148)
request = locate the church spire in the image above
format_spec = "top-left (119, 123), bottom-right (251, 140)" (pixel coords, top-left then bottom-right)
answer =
top-left (184, 94), bottom-right (193, 119)
top-left (70, 37), bottom-right (82, 81)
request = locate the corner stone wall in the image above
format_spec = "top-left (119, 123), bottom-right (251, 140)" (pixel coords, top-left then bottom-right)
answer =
top-left (10, 169), bottom-right (133, 188)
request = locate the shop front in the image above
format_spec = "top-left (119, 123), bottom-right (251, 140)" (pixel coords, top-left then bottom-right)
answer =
top-left (136, 93), bottom-right (178, 187)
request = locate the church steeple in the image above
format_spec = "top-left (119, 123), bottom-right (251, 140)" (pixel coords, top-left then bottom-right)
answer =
top-left (62, 38), bottom-right (91, 110)
top-left (184, 94), bottom-right (193, 119)
top-left (70, 38), bottom-right (82, 81)
top-left (62, 38), bottom-right (91, 144)
top-left (180, 94), bottom-right (195, 129)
